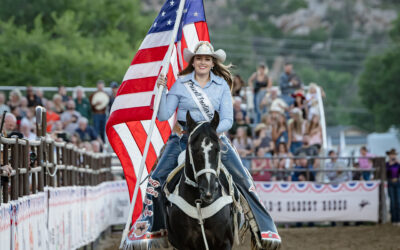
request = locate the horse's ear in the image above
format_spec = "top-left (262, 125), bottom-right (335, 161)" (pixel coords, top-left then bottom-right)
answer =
top-left (210, 111), bottom-right (219, 131)
top-left (186, 111), bottom-right (196, 132)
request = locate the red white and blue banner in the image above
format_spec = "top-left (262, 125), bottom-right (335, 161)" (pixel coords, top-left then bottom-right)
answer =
top-left (0, 181), bottom-right (130, 250)
top-left (255, 181), bottom-right (380, 222)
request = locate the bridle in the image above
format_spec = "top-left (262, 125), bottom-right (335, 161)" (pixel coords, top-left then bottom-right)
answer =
top-left (184, 122), bottom-right (221, 188)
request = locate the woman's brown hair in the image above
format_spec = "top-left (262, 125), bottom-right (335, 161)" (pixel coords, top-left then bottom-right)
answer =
top-left (179, 56), bottom-right (233, 90)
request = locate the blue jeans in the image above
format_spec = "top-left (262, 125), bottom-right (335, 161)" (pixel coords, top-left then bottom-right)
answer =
top-left (93, 113), bottom-right (106, 141)
top-left (290, 141), bottom-right (303, 154)
top-left (362, 171), bottom-right (371, 181)
top-left (388, 180), bottom-right (400, 223)
top-left (133, 133), bottom-right (279, 241)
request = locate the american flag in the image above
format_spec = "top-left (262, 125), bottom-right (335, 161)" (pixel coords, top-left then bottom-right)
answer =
top-left (106, 0), bottom-right (210, 224)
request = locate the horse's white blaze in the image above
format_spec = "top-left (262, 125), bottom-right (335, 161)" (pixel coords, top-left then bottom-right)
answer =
top-left (201, 138), bottom-right (213, 184)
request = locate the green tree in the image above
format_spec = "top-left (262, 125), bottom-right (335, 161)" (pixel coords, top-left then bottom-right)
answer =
top-left (357, 46), bottom-right (400, 131)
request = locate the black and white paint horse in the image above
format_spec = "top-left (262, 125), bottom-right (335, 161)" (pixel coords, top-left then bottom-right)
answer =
top-left (165, 111), bottom-right (237, 250)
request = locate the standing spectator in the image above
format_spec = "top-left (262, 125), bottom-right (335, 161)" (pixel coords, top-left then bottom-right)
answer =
top-left (253, 123), bottom-right (274, 156)
top-left (75, 117), bottom-right (99, 142)
top-left (90, 80), bottom-right (109, 141)
top-left (60, 100), bottom-right (81, 136)
top-left (8, 89), bottom-right (22, 111)
top-left (291, 90), bottom-right (308, 120)
top-left (279, 62), bottom-right (302, 106)
top-left (306, 114), bottom-right (323, 150)
top-left (288, 108), bottom-right (307, 154)
top-left (45, 101), bottom-right (60, 133)
top-left (58, 85), bottom-right (70, 104)
top-left (386, 148), bottom-right (400, 224)
top-left (248, 63), bottom-right (272, 123)
top-left (358, 146), bottom-right (374, 181)
top-left (26, 85), bottom-right (42, 108)
top-left (232, 74), bottom-right (245, 97)
top-left (272, 113), bottom-right (288, 153)
top-left (52, 94), bottom-right (65, 114)
top-left (272, 141), bottom-right (293, 181)
top-left (251, 147), bottom-right (272, 181)
top-left (74, 86), bottom-right (91, 121)
top-left (108, 81), bottom-right (119, 112)
top-left (0, 92), bottom-right (10, 115)
top-left (232, 127), bottom-right (253, 170)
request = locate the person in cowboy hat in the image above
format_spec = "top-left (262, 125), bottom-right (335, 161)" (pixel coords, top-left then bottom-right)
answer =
top-left (386, 148), bottom-right (400, 224)
top-left (130, 41), bottom-right (281, 249)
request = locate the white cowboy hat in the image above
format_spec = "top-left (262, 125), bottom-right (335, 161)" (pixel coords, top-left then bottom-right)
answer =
top-left (183, 41), bottom-right (226, 63)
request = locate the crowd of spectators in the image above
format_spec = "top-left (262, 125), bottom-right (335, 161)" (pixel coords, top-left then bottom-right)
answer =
top-left (228, 61), bottom-right (380, 183)
top-left (0, 80), bottom-right (119, 153)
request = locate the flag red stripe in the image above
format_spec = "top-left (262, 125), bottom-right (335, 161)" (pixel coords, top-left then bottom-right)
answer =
top-left (117, 77), bottom-right (157, 95)
top-left (155, 120), bottom-right (171, 143)
top-left (127, 122), bottom-right (158, 172)
top-left (107, 107), bottom-right (153, 130)
top-left (107, 127), bottom-right (143, 221)
top-left (195, 22), bottom-right (210, 42)
top-left (131, 46), bottom-right (169, 65)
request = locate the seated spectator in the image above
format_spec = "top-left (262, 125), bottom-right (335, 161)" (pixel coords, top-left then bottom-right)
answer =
top-left (52, 94), bottom-right (65, 114)
top-left (8, 89), bottom-right (22, 111)
top-left (0, 92), bottom-right (10, 115)
top-left (272, 141), bottom-right (293, 181)
top-left (385, 148), bottom-right (400, 224)
top-left (307, 99), bottom-right (319, 121)
top-left (233, 96), bottom-right (247, 120)
top-left (272, 113), bottom-right (288, 153)
top-left (325, 150), bottom-right (351, 183)
top-left (80, 141), bottom-right (93, 152)
top-left (91, 140), bottom-right (102, 153)
top-left (20, 120), bottom-right (36, 141)
top-left (279, 62), bottom-right (302, 106)
top-left (306, 114), bottom-right (323, 150)
top-left (358, 146), bottom-right (374, 180)
top-left (260, 114), bottom-right (273, 138)
top-left (70, 132), bottom-right (81, 147)
top-left (306, 83), bottom-right (325, 104)
top-left (19, 97), bottom-right (29, 118)
top-left (74, 86), bottom-right (91, 121)
top-left (291, 90), bottom-right (308, 120)
top-left (2, 113), bottom-right (20, 138)
top-left (251, 147), bottom-right (272, 181)
top-left (253, 123), bottom-right (274, 156)
top-left (228, 111), bottom-right (252, 139)
top-left (45, 101), bottom-right (60, 133)
top-left (292, 152), bottom-right (315, 181)
top-left (35, 88), bottom-right (47, 106)
top-left (11, 107), bottom-right (22, 130)
top-left (232, 126), bottom-right (253, 169)
top-left (232, 74), bottom-right (245, 97)
top-left (75, 117), bottom-right (98, 142)
top-left (52, 120), bottom-right (69, 142)
top-left (260, 86), bottom-right (286, 115)
top-left (26, 85), bottom-right (42, 108)
top-left (60, 100), bottom-right (81, 136)
top-left (288, 108), bottom-right (307, 154)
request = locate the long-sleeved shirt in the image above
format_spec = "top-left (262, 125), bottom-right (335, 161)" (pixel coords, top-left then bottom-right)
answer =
top-left (158, 71), bottom-right (233, 133)
top-left (386, 161), bottom-right (400, 179)
top-left (279, 72), bottom-right (302, 96)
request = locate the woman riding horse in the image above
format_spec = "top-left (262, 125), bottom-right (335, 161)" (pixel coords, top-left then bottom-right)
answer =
top-left (126, 41), bottom-right (281, 249)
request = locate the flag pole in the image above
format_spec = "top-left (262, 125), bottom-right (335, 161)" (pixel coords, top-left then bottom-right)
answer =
top-left (119, 0), bottom-right (187, 248)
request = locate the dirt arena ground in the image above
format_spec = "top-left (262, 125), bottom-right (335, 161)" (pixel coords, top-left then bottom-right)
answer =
top-left (98, 224), bottom-right (400, 250)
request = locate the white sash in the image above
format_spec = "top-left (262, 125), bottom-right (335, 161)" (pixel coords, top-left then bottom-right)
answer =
top-left (184, 80), bottom-right (215, 121)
